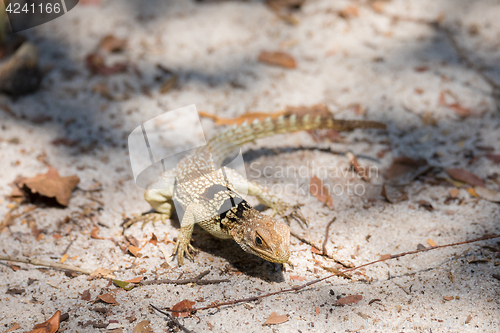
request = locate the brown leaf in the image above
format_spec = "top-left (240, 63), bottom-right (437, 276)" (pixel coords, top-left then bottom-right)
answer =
top-left (465, 314), bottom-right (472, 324)
top-left (418, 200), bottom-right (433, 211)
top-left (309, 176), bottom-right (334, 208)
top-left (339, 5), bottom-right (359, 18)
top-left (289, 275), bottom-right (306, 281)
top-left (443, 296), bottom-right (454, 301)
top-left (427, 239), bottom-right (437, 247)
top-left (21, 167), bottom-right (79, 206)
top-left (82, 289), bottom-right (91, 301)
top-left (466, 187), bottom-right (478, 197)
top-left (88, 267), bottom-right (115, 280)
top-left (99, 35), bottom-right (127, 53)
top-left (449, 188), bottom-right (460, 198)
top-left (446, 168), bottom-right (485, 187)
top-left (6, 287), bottom-right (25, 295)
top-left (334, 295), bottom-right (363, 306)
top-left (310, 246), bottom-right (322, 254)
top-left (380, 254), bottom-right (391, 260)
top-left (86, 53), bottom-right (127, 75)
top-left (474, 186), bottom-right (500, 203)
top-left (97, 293), bottom-right (118, 304)
top-left (386, 157), bottom-right (430, 184)
top-left (258, 51), bottom-right (296, 69)
top-left (149, 233), bottom-right (158, 246)
top-left (27, 310), bottom-right (60, 333)
top-left (485, 154), bottom-right (500, 164)
top-left (132, 320), bottom-right (153, 333)
top-left (124, 276), bottom-right (143, 283)
top-left (128, 246), bottom-right (142, 257)
top-left (346, 152), bottom-right (369, 182)
top-left (159, 75), bottom-right (178, 94)
top-left (263, 312), bottom-right (289, 325)
top-left (381, 184), bottom-right (408, 203)
top-left (91, 226), bottom-right (105, 239)
top-left (5, 322), bottom-right (20, 333)
top-left (172, 299), bottom-right (196, 318)
top-left (439, 90), bottom-right (471, 117)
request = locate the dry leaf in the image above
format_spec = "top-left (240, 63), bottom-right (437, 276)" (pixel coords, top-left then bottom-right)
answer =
top-left (258, 51), bottom-right (296, 69)
top-left (485, 154), bottom-right (500, 164)
top-left (446, 168), bottom-right (485, 187)
top-left (60, 254), bottom-right (69, 263)
top-left (439, 90), bottom-right (471, 117)
top-left (346, 152), bottom-right (369, 182)
top-left (315, 306), bottom-right (319, 315)
top-left (86, 53), bottom-right (127, 75)
top-left (128, 246), bottom-right (142, 257)
top-left (124, 276), bottom-right (143, 283)
top-left (91, 226), bottom-right (105, 239)
top-left (81, 289), bottom-right (91, 301)
top-left (443, 296), bottom-right (454, 301)
top-left (263, 312), bottom-right (289, 325)
top-left (334, 295), bottom-right (363, 306)
top-left (449, 188), bottom-right (460, 198)
top-left (133, 320), bottom-right (154, 333)
top-left (21, 167), bottom-right (80, 206)
top-left (309, 176), bottom-right (334, 208)
top-left (97, 293), bottom-right (118, 304)
top-left (380, 254), bottom-right (391, 260)
top-left (474, 186), bottom-right (500, 203)
top-left (149, 233), bottom-right (158, 246)
top-left (99, 35), bottom-right (127, 53)
top-left (427, 239), bottom-right (437, 247)
top-left (466, 187), bottom-right (478, 197)
top-left (88, 267), bottom-right (115, 280)
top-left (27, 310), bottom-right (60, 333)
top-left (418, 200), bottom-right (433, 211)
top-left (465, 314), bottom-right (472, 324)
top-left (339, 5), bottom-right (359, 18)
top-left (172, 299), bottom-right (196, 318)
top-left (159, 75), bottom-right (178, 94)
top-left (381, 184), bottom-right (408, 203)
top-left (386, 157), bottom-right (430, 184)
top-left (289, 275), bottom-right (306, 281)
top-left (310, 247), bottom-right (322, 254)
top-left (5, 322), bottom-right (20, 333)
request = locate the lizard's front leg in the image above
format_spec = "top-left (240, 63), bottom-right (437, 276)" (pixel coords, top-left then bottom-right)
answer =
top-left (172, 202), bottom-right (204, 266)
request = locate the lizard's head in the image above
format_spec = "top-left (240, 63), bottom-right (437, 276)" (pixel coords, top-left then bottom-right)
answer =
top-left (230, 210), bottom-right (290, 263)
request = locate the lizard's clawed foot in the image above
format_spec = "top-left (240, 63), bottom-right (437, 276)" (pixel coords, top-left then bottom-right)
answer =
top-left (172, 237), bottom-right (196, 266)
top-left (122, 212), bottom-right (167, 230)
top-left (282, 204), bottom-right (308, 229)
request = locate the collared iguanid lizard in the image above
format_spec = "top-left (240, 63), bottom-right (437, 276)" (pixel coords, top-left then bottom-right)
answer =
top-left (125, 112), bottom-right (386, 265)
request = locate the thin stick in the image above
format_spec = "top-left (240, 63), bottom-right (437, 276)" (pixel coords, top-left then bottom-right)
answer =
top-left (141, 270), bottom-right (230, 286)
top-left (322, 217), bottom-right (337, 255)
top-left (158, 233), bottom-right (500, 313)
top-left (0, 255), bottom-right (93, 275)
top-left (291, 228), bottom-right (350, 267)
top-left (150, 304), bottom-right (195, 333)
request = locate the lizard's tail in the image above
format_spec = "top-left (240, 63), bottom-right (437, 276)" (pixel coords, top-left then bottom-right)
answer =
top-left (207, 112), bottom-right (386, 164)
top-left (210, 113), bottom-right (386, 146)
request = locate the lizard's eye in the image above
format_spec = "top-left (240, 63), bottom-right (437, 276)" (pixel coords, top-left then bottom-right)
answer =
top-left (255, 236), bottom-right (263, 246)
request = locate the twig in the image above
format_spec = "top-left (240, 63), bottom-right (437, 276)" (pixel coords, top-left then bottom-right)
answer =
top-left (62, 236), bottom-right (76, 256)
top-left (150, 304), bottom-right (195, 333)
top-left (141, 270), bottom-right (230, 286)
top-left (290, 229), bottom-right (350, 267)
top-left (1, 205), bottom-right (36, 232)
top-left (0, 255), bottom-right (93, 275)
top-left (157, 233), bottom-right (500, 313)
top-left (322, 217), bottom-right (337, 255)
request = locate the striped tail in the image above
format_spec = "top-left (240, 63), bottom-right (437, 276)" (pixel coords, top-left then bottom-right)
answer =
top-left (207, 113), bottom-right (386, 164)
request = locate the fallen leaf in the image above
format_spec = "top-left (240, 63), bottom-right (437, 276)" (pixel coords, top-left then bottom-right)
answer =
top-left (309, 176), bottom-right (334, 208)
top-left (386, 157), bottom-right (430, 184)
top-left (91, 226), bottom-right (105, 239)
top-left (449, 188), bottom-right (460, 198)
top-left (346, 152), bottom-right (369, 182)
top-left (86, 53), bottom-right (127, 75)
top-left (446, 168), bottom-right (485, 187)
top-left (6, 287), bottom-right (25, 295)
top-left (443, 296), bottom-right (454, 301)
top-left (263, 312), bottom-right (289, 325)
top-left (466, 187), bottom-right (478, 197)
top-left (474, 186), bottom-right (500, 202)
top-left (88, 267), bottom-right (115, 280)
top-left (465, 314), bottom-right (472, 324)
top-left (381, 184), bottom-right (408, 203)
top-left (368, 299), bottom-right (382, 305)
top-left (125, 276), bottom-right (144, 283)
top-left (133, 320), bottom-right (154, 333)
top-left (485, 154), bottom-right (500, 164)
top-left (149, 233), bottom-right (158, 246)
top-left (9, 262), bottom-right (21, 271)
top-left (334, 295), bottom-right (363, 306)
top-left (60, 254), bottom-right (69, 263)
top-left (492, 274), bottom-right (500, 281)
top-left (172, 299), bottom-right (196, 318)
top-left (21, 167), bottom-right (80, 206)
top-left (82, 289), bottom-right (91, 301)
top-left (159, 75), bottom-right (178, 94)
top-left (439, 90), bottom-right (471, 117)
top-left (427, 239), bottom-right (437, 247)
top-left (417, 244), bottom-right (426, 250)
top-left (315, 306), bottom-right (319, 315)
top-left (112, 280), bottom-right (135, 291)
top-left (418, 200), bottom-right (433, 211)
top-left (128, 246), bottom-right (142, 257)
top-left (258, 51), bottom-right (296, 69)
top-left (97, 293), bottom-right (118, 304)
top-left (339, 5), bottom-right (359, 18)
top-left (99, 35), bottom-right (127, 53)
top-left (380, 254), bottom-right (391, 260)
top-left (289, 275), bottom-right (306, 281)
top-left (5, 322), bottom-right (20, 333)
top-left (27, 310), bottom-right (60, 333)
top-left (310, 247), bottom-right (322, 254)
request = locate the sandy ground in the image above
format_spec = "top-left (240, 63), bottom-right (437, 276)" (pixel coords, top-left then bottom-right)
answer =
top-left (1, 0), bottom-right (500, 332)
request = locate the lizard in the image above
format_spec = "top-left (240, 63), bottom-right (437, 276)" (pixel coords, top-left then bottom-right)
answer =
top-left (124, 112), bottom-right (386, 265)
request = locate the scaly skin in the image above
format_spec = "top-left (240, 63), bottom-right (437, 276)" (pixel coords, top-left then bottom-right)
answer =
top-left (125, 113), bottom-right (386, 265)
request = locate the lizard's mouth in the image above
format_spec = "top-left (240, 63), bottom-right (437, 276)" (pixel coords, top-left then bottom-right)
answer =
top-left (249, 246), bottom-right (290, 264)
